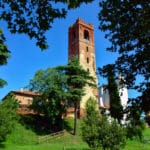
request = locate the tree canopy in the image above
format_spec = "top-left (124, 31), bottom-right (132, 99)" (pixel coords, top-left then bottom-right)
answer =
top-left (0, 28), bottom-right (10, 88)
top-left (82, 97), bottom-right (126, 150)
top-left (58, 57), bottom-right (96, 135)
top-left (0, 0), bottom-right (94, 50)
top-left (99, 64), bottom-right (123, 123)
top-left (0, 94), bottom-right (19, 142)
top-left (99, 0), bottom-right (150, 94)
top-left (98, 0), bottom-right (150, 123)
top-left (28, 67), bottom-right (67, 131)
top-left (28, 57), bottom-right (96, 134)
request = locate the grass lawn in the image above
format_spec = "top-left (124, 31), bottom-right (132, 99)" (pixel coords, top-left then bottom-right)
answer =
top-left (1, 118), bottom-right (150, 150)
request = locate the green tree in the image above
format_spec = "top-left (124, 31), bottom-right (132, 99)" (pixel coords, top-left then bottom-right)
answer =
top-left (0, 0), bottom-right (94, 50)
top-left (98, 117), bottom-right (126, 150)
top-left (28, 67), bottom-right (67, 131)
top-left (59, 57), bottom-right (96, 135)
top-left (82, 98), bottom-right (126, 150)
top-left (99, 0), bottom-right (150, 102)
top-left (0, 94), bottom-right (19, 142)
top-left (82, 97), bottom-right (100, 149)
top-left (126, 98), bottom-right (145, 140)
top-left (0, 28), bottom-right (10, 88)
top-left (99, 64), bottom-right (123, 123)
top-left (141, 88), bottom-right (150, 117)
top-left (0, 0), bottom-right (94, 89)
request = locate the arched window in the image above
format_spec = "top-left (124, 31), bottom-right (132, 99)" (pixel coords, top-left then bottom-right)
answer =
top-left (84, 30), bottom-right (89, 40)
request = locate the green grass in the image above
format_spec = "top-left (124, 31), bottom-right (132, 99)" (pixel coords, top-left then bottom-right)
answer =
top-left (1, 118), bottom-right (150, 150)
top-left (123, 129), bottom-right (150, 150)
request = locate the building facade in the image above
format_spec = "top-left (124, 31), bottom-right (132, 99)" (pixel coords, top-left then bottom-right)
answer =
top-left (68, 18), bottom-right (98, 116)
top-left (3, 89), bottom-right (39, 114)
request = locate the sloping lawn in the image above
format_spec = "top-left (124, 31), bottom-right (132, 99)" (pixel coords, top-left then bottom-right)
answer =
top-left (1, 119), bottom-right (150, 150)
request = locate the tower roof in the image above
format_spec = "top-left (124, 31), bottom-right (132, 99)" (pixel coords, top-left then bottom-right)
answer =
top-left (69, 18), bottom-right (93, 30)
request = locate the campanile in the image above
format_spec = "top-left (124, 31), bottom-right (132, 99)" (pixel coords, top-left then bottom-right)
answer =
top-left (68, 18), bottom-right (98, 116)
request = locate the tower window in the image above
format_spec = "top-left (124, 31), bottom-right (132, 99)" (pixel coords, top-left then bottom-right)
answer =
top-left (86, 46), bottom-right (89, 52)
top-left (87, 57), bottom-right (89, 63)
top-left (72, 31), bottom-right (76, 43)
top-left (84, 30), bottom-right (89, 41)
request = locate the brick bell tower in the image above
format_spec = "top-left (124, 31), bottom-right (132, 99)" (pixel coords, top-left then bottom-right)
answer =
top-left (68, 18), bottom-right (98, 116)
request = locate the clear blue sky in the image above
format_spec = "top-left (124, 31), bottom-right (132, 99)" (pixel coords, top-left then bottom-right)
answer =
top-left (0, 1), bottom-right (134, 100)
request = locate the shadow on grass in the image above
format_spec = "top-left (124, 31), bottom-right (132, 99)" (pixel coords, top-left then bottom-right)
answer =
top-left (19, 114), bottom-right (79, 136)
top-left (63, 119), bottom-right (74, 135)
top-left (19, 114), bottom-right (68, 135)
top-left (19, 114), bottom-right (52, 135)
top-left (0, 143), bottom-right (5, 149)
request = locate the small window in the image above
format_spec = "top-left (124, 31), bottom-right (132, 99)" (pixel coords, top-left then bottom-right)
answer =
top-left (87, 68), bottom-right (89, 72)
top-left (87, 57), bottom-right (89, 63)
top-left (84, 30), bottom-right (89, 40)
top-left (86, 46), bottom-right (89, 52)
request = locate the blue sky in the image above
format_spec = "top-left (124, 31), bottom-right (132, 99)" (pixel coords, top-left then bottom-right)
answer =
top-left (0, 1), bottom-right (126, 100)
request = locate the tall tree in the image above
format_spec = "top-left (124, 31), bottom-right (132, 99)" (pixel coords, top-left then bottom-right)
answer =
top-left (82, 97), bottom-right (100, 149)
top-left (28, 67), bottom-right (67, 131)
top-left (0, 94), bottom-right (19, 143)
top-left (99, 1), bottom-right (150, 119)
top-left (126, 98), bottom-right (145, 140)
top-left (99, 0), bottom-right (150, 95)
top-left (99, 64), bottom-right (123, 123)
top-left (0, 29), bottom-right (10, 88)
top-left (59, 57), bottom-right (96, 135)
top-left (0, 0), bottom-right (94, 50)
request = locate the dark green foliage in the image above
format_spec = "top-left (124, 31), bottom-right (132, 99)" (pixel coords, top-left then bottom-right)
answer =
top-left (99, 0), bottom-right (150, 117)
top-left (99, 64), bottom-right (123, 123)
top-left (145, 115), bottom-right (150, 126)
top-left (0, 29), bottom-right (10, 65)
top-left (0, 28), bottom-right (10, 88)
top-left (19, 114), bottom-right (52, 135)
top-left (60, 57), bottom-right (96, 135)
top-left (126, 99), bottom-right (145, 140)
top-left (0, 94), bottom-right (19, 142)
top-left (28, 68), bottom-right (67, 131)
top-left (82, 97), bottom-right (100, 149)
top-left (99, 117), bottom-right (126, 150)
top-left (82, 98), bottom-right (126, 150)
top-left (0, 0), bottom-right (94, 50)
top-left (64, 57), bottom-right (96, 106)
top-left (141, 87), bottom-right (150, 115)
top-left (0, 78), bottom-right (7, 88)
top-left (99, 0), bottom-right (150, 92)
top-left (29, 58), bottom-right (95, 134)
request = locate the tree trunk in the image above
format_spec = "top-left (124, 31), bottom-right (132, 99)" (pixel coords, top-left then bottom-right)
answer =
top-left (73, 105), bottom-right (78, 135)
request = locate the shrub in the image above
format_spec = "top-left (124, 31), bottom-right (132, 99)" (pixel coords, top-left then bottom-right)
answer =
top-left (82, 98), bottom-right (126, 150)
top-left (98, 117), bottom-right (126, 150)
top-left (82, 97), bottom-right (100, 149)
top-left (0, 94), bottom-right (19, 142)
